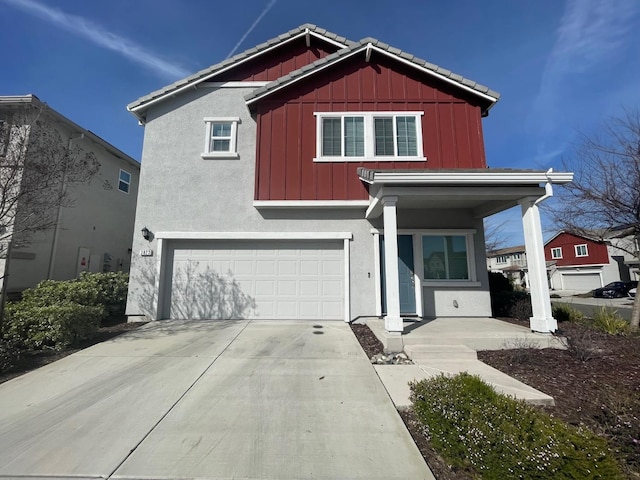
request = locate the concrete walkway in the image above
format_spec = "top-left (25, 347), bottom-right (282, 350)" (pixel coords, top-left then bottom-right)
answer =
top-left (0, 319), bottom-right (433, 480)
top-left (367, 318), bottom-right (557, 409)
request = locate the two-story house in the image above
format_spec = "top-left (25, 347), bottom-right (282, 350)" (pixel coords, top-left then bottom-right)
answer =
top-left (125, 24), bottom-right (572, 334)
top-left (0, 95), bottom-right (139, 294)
top-left (546, 230), bottom-right (639, 291)
top-left (487, 245), bottom-right (528, 289)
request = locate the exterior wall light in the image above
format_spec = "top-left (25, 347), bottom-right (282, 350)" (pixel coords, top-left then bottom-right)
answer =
top-left (141, 226), bottom-right (151, 240)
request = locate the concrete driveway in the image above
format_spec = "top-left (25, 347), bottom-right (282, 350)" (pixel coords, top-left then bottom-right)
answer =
top-left (0, 319), bottom-right (433, 479)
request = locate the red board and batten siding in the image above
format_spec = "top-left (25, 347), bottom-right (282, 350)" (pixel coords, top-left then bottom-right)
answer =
top-left (545, 233), bottom-right (610, 267)
top-left (216, 40), bottom-right (338, 82)
top-left (252, 54), bottom-right (488, 201)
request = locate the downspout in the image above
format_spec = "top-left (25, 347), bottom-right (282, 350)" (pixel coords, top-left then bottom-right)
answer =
top-left (534, 168), bottom-right (554, 205)
top-left (47, 132), bottom-right (84, 278)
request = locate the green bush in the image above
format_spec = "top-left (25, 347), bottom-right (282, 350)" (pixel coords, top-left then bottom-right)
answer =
top-left (21, 279), bottom-right (100, 308)
top-left (0, 338), bottom-right (19, 371)
top-left (5, 302), bottom-right (102, 350)
top-left (79, 272), bottom-right (129, 318)
top-left (491, 290), bottom-right (530, 317)
top-left (489, 271), bottom-right (513, 294)
top-left (552, 303), bottom-right (584, 323)
top-left (410, 373), bottom-right (624, 479)
top-left (591, 307), bottom-right (630, 335)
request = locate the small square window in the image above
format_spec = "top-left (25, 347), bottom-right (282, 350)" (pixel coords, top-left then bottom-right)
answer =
top-left (202, 117), bottom-right (239, 159)
top-left (551, 247), bottom-right (562, 259)
top-left (118, 169), bottom-right (131, 194)
top-left (575, 244), bottom-right (588, 257)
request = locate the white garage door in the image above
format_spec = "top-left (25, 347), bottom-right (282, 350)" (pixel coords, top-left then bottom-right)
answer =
top-left (166, 240), bottom-right (344, 320)
top-left (561, 273), bottom-right (602, 292)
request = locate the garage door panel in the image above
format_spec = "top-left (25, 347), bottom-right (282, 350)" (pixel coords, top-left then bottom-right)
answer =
top-left (561, 273), bottom-right (601, 291)
top-left (167, 240), bottom-right (344, 320)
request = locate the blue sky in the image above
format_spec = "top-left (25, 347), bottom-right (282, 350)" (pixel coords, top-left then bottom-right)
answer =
top-left (1, 0), bottom-right (639, 244)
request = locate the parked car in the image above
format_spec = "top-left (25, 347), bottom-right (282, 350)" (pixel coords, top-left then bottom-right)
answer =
top-left (629, 287), bottom-right (637, 299)
top-left (592, 281), bottom-right (637, 298)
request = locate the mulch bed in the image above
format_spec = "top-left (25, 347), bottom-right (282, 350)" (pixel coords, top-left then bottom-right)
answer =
top-left (0, 321), bottom-right (147, 385)
top-left (350, 320), bottom-right (640, 479)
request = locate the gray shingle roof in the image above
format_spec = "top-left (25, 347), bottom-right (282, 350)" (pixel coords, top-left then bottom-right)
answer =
top-left (244, 37), bottom-right (500, 112)
top-left (127, 24), bottom-right (354, 114)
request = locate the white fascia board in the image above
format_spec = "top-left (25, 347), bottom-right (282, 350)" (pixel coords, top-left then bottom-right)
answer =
top-left (253, 200), bottom-right (369, 208)
top-left (130, 31), bottom-right (347, 117)
top-left (156, 231), bottom-right (353, 240)
top-left (201, 81), bottom-right (270, 88)
top-left (368, 172), bottom-right (574, 185)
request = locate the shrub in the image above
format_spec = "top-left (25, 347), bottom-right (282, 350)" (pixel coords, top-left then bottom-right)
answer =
top-left (0, 338), bottom-right (19, 371)
top-left (5, 302), bottom-right (102, 350)
top-left (491, 290), bottom-right (530, 317)
top-left (21, 279), bottom-right (100, 308)
top-left (591, 307), bottom-right (630, 335)
top-left (552, 303), bottom-right (584, 323)
top-left (410, 373), bottom-right (624, 479)
top-left (509, 298), bottom-right (532, 321)
top-left (79, 272), bottom-right (129, 319)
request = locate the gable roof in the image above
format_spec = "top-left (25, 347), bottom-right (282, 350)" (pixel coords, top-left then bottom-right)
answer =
top-left (127, 24), bottom-right (353, 120)
top-left (1, 95), bottom-right (139, 168)
top-left (128, 24), bottom-right (501, 121)
top-left (245, 37), bottom-right (500, 115)
top-left (488, 245), bottom-right (526, 256)
top-left (544, 230), bottom-right (607, 246)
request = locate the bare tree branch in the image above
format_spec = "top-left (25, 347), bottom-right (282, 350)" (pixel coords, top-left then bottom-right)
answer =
top-left (549, 108), bottom-right (640, 328)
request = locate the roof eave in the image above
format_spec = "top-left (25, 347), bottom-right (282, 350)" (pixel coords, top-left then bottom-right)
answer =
top-left (359, 171), bottom-right (574, 186)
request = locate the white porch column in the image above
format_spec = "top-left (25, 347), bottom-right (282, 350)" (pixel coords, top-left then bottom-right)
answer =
top-left (382, 196), bottom-right (403, 333)
top-left (520, 198), bottom-right (557, 332)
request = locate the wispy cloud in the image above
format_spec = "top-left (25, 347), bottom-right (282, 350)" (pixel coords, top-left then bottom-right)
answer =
top-left (226, 0), bottom-right (277, 59)
top-left (2, 0), bottom-right (189, 79)
top-left (531, 0), bottom-right (639, 129)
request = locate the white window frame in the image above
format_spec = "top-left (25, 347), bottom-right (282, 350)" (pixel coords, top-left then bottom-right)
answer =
top-left (496, 255), bottom-right (507, 264)
top-left (201, 117), bottom-right (240, 159)
top-left (118, 169), bottom-right (131, 194)
top-left (313, 111), bottom-right (426, 162)
top-left (575, 244), bottom-right (588, 257)
top-left (551, 247), bottom-right (562, 259)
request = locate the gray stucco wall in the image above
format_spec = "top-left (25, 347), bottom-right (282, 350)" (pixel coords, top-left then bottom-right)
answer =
top-left (8, 121), bottom-right (139, 292)
top-left (126, 86), bottom-right (492, 320)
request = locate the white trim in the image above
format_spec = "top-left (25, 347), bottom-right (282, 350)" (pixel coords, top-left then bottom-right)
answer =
top-left (423, 281), bottom-right (482, 288)
top-left (130, 30), bottom-right (349, 117)
top-left (551, 247), bottom-right (563, 259)
top-left (555, 263), bottom-right (607, 269)
top-left (253, 200), bottom-right (369, 208)
top-left (118, 168), bottom-right (131, 194)
top-left (200, 81), bottom-right (270, 88)
top-left (155, 231), bottom-right (353, 240)
top-left (575, 244), bottom-right (589, 257)
top-left (313, 111), bottom-right (426, 162)
top-left (246, 44), bottom-right (499, 107)
top-left (344, 238), bottom-right (351, 322)
top-left (362, 171), bottom-right (574, 185)
top-left (371, 228), bottom-right (477, 235)
top-left (412, 234), bottom-right (424, 317)
top-left (154, 238), bottom-right (165, 319)
top-left (203, 117), bottom-right (240, 158)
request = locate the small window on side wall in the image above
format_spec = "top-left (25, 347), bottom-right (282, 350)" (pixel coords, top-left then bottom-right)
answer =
top-left (202, 117), bottom-right (240, 159)
top-left (118, 169), bottom-right (131, 193)
top-left (551, 247), bottom-right (562, 259)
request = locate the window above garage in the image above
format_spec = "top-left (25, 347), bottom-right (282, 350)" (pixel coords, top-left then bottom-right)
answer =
top-left (313, 112), bottom-right (426, 162)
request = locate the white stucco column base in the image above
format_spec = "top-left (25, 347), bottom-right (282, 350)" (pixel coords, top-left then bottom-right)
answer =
top-left (382, 196), bottom-right (403, 333)
top-left (520, 197), bottom-right (557, 333)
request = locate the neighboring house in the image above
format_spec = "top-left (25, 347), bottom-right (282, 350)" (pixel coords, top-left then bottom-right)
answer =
top-left (545, 230), bottom-right (640, 292)
top-left (487, 245), bottom-right (528, 289)
top-left (125, 24), bottom-right (573, 334)
top-left (0, 95), bottom-right (139, 294)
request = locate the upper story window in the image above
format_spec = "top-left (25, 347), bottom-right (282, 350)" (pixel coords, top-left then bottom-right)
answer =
top-left (513, 253), bottom-right (521, 260)
top-left (202, 117), bottom-right (239, 159)
top-left (496, 255), bottom-right (507, 264)
top-left (314, 112), bottom-right (425, 162)
top-left (575, 244), bottom-right (588, 257)
top-left (551, 247), bottom-right (562, 259)
top-left (118, 169), bottom-right (131, 194)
